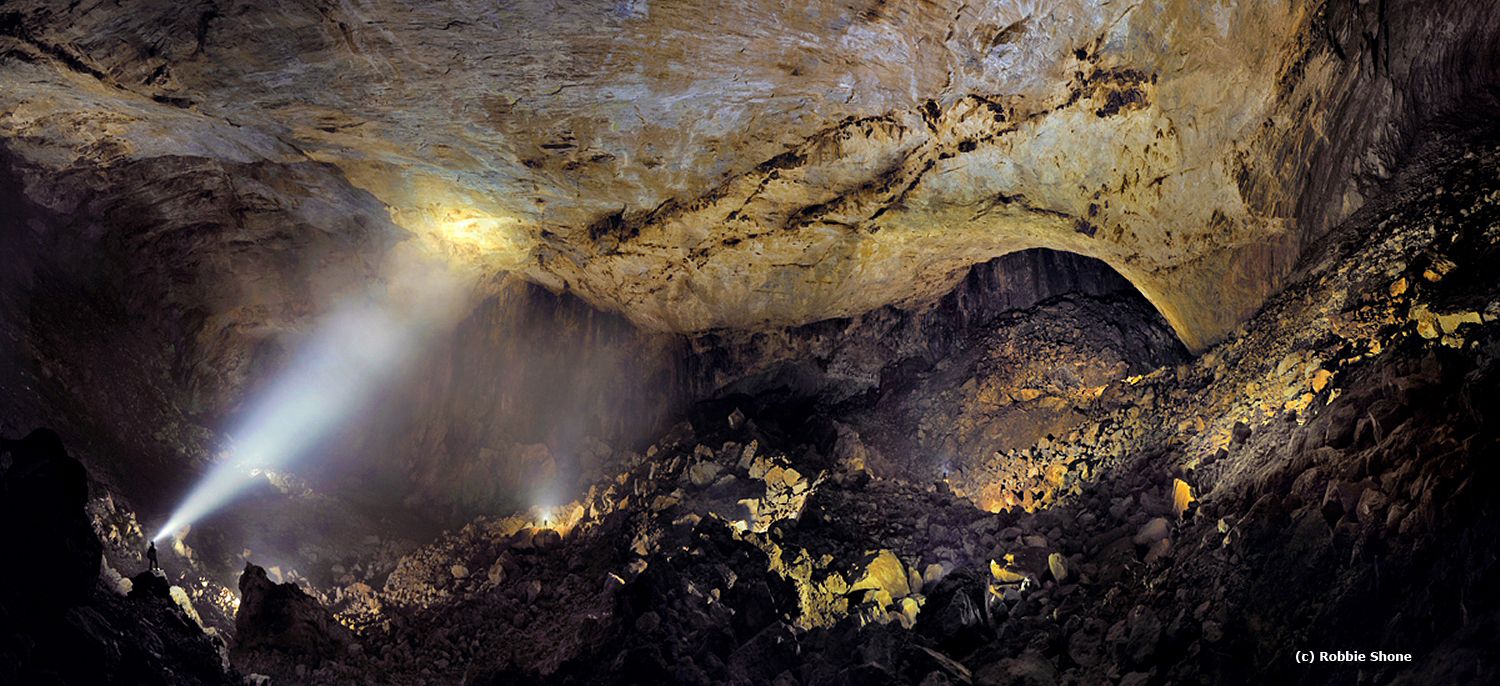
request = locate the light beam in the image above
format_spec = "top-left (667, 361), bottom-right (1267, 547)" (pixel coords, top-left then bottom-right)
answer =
top-left (153, 248), bottom-right (471, 542)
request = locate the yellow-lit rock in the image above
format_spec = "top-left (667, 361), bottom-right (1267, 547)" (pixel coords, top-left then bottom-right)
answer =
top-left (990, 558), bottom-right (1028, 585)
top-left (1437, 311), bottom-right (1482, 334)
top-left (1047, 552), bottom-right (1069, 582)
top-left (852, 550), bottom-right (911, 600)
top-left (1171, 479), bottom-right (1196, 519)
top-left (4, 0), bottom-right (1486, 349)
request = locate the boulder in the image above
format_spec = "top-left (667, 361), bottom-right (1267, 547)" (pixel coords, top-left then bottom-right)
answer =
top-left (914, 571), bottom-right (990, 655)
top-left (973, 651), bottom-right (1058, 686)
top-left (1133, 518), bottom-right (1171, 547)
top-left (128, 569), bottom-right (172, 600)
top-left (1123, 606), bottom-right (1163, 667)
top-left (533, 528), bottom-right (563, 550)
top-left (1046, 553), bottom-right (1069, 582)
top-left (234, 562), bottom-right (352, 664)
top-left (688, 460), bottom-right (723, 487)
top-left (851, 550), bottom-right (911, 599)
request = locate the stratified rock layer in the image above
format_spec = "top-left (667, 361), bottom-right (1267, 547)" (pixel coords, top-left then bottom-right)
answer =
top-left (2, 1), bottom-right (1497, 349)
top-left (216, 128), bottom-right (1500, 685)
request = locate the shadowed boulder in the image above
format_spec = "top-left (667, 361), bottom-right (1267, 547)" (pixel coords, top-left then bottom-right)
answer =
top-left (0, 428), bottom-right (102, 612)
top-left (234, 563), bottom-right (351, 665)
top-left (128, 569), bottom-right (172, 601)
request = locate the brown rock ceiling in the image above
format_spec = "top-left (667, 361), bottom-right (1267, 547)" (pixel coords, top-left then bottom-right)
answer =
top-left (2, 0), bottom-right (1497, 349)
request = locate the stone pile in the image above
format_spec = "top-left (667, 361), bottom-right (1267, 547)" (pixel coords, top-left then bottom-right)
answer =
top-left (226, 130), bottom-right (1500, 684)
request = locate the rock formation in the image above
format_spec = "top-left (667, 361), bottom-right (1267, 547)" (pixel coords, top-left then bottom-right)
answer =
top-left (3, 0), bottom-right (1498, 352)
top-left (0, 430), bottom-right (235, 685)
top-left (1, 1), bottom-right (1498, 684)
top-left (0, 428), bottom-right (100, 611)
top-left (234, 563), bottom-right (353, 668)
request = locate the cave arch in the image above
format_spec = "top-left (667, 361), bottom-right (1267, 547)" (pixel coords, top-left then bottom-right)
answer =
top-left (687, 247), bottom-right (1189, 409)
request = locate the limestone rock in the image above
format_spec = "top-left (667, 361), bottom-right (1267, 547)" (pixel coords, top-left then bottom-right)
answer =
top-left (973, 651), bottom-right (1058, 686)
top-left (128, 570), bottom-right (172, 601)
top-left (1133, 518), bottom-right (1171, 547)
top-left (1046, 552), bottom-right (1069, 582)
top-left (688, 460), bottom-right (723, 487)
top-left (234, 563), bottom-right (352, 664)
top-left (851, 550), bottom-right (911, 600)
top-left (3, 0), bottom-right (1493, 352)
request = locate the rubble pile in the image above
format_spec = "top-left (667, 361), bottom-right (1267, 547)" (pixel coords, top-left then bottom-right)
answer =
top-left (851, 291), bottom-right (1185, 480)
top-left (7, 129), bottom-right (1491, 685)
top-left (216, 130), bottom-right (1500, 685)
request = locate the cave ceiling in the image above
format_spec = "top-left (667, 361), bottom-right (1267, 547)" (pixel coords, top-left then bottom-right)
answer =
top-left (2, 0), bottom-right (1490, 350)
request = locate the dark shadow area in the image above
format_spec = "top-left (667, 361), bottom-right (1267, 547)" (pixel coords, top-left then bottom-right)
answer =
top-left (689, 249), bottom-right (1187, 407)
top-left (0, 428), bottom-right (236, 685)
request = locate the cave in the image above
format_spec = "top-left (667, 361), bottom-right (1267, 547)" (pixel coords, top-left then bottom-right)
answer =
top-left (2, 1), bottom-right (1499, 684)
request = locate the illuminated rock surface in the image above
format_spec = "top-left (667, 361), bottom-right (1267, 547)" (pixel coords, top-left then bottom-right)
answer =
top-left (2, 1), bottom-right (1500, 684)
top-left (63, 128), bottom-right (1495, 685)
top-left (2, 0), bottom-right (1497, 349)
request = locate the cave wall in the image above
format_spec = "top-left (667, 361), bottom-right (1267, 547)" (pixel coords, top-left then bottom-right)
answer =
top-left (0, 138), bottom-right (693, 518)
top-left (326, 277), bottom-right (690, 517)
top-left (0, 144), bottom-right (402, 506)
top-left (686, 249), bottom-right (1153, 403)
top-left (2, 1), bottom-right (1497, 352)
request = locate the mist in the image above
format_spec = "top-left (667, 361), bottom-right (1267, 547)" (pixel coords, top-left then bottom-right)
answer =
top-left (152, 246), bottom-right (472, 542)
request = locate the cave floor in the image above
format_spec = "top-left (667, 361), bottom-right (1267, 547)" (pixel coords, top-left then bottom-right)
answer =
top-left (5, 122), bottom-right (1499, 684)
top-left (205, 128), bottom-right (1500, 684)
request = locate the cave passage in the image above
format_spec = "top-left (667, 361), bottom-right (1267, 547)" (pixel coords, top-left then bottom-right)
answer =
top-left (2, 2), bottom-right (1500, 685)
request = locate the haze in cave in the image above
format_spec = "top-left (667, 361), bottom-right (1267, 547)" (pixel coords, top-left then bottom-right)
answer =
top-left (2, 1), bottom-right (1499, 684)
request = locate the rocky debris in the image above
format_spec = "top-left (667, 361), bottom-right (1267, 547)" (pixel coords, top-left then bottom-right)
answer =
top-left (693, 250), bottom-right (1165, 406)
top-left (233, 563), bottom-right (353, 669)
top-left (0, 430), bottom-right (236, 685)
top-left (332, 129), bottom-right (1500, 686)
top-left (31, 587), bottom-right (238, 686)
top-left (844, 289), bottom-right (1186, 503)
